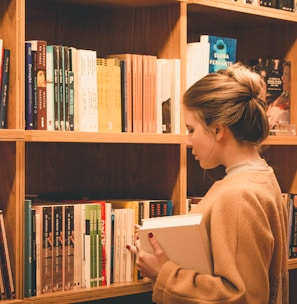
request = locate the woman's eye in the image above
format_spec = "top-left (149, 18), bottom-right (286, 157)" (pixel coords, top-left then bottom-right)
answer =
top-left (187, 128), bottom-right (194, 134)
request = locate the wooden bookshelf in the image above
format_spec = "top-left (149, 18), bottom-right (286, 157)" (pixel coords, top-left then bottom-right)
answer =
top-left (0, 0), bottom-right (296, 303)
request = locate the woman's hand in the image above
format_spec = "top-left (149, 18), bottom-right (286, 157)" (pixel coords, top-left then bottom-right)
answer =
top-left (126, 231), bottom-right (169, 281)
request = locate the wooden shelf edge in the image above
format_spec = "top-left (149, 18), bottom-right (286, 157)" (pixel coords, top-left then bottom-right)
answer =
top-left (23, 281), bottom-right (152, 304)
top-left (50, 0), bottom-right (183, 7)
top-left (188, 0), bottom-right (297, 22)
top-left (0, 129), bottom-right (24, 141)
top-left (24, 130), bottom-right (187, 144)
top-left (264, 136), bottom-right (297, 146)
top-left (288, 258), bottom-right (297, 270)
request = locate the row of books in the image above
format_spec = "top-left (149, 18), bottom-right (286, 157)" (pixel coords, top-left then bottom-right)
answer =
top-left (186, 34), bottom-right (291, 132)
top-left (233, 0), bottom-right (296, 12)
top-left (24, 197), bottom-right (173, 297)
top-left (25, 40), bottom-right (181, 134)
top-left (0, 39), bottom-right (10, 129)
top-left (286, 193), bottom-right (297, 259)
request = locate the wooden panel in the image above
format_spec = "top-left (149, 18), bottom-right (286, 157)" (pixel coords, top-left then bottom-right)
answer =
top-left (262, 145), bottom-right (297, 193)
top-left (0, 142), bottom-right (18, 295)
top-left (25, 142), bottom-right (180, 201)
top-left (25, 0), bottom-right (182, 58)
top-left (0, 0), bottom-right (25, 129)
top-left (187, 144), bottom-right (297, 196)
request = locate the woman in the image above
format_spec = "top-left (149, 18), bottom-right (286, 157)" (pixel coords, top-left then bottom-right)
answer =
top-left (126, 63), bottom-right (288, 304)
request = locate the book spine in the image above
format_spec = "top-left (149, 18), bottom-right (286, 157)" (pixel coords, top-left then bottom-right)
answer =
top-left (90, 205), bottom-right (98, 287)
top-left (77, 50), bottom-right (98, 132)
top-left (0, 39), bottom-right (3, 94)
top-left (74, 204), bottom-right (83, 289)
top-left (25, 43), bottom-right (34, 130)
top-left (0, 210), bottom-right (15, 299)
top-left (63, 46), bottom-right (70, 131)
top-left (96, 202), bottom-right (106, 286)
top-left (53, 206), bottom-right (63, 292)
top-left (69, 47), bottom-right (78, 131)
top-left (95, 204), bottom-right (102, 287)
top-left (120, 60), bottom-right (128, 132)
top-left (24, 200), bottom-right (33, 297)
top-left (112, 209), bottom-right (122, 283)
top-left (58, 46), bottom-right (65, 131)
top-left (31, 209), bottom-right (37, 296)
top-left (68, 71), bottom-right (75, 131)
top-left (83, 205), bottom-right (91, 288)
top-left (0, 49), bottom-right (10, 129)
top-left (46, 45), bottom-right (54, 130)
top-left (53, 46), bottom-right (60, 130)
top-left (36, 41), bottom-right (47, 130)
top-left (96, 58), bottom-right (105, 132)
top-left (0, 256), bottom-right (6, 299)
top-left (125, 209), bottom-right (135, 282)
top-left (35, 206), bottom-right (53, 294)
top-left (32, 50), bottom-right (38, 129)
top-left (64, 205), bottom-right (75, 290)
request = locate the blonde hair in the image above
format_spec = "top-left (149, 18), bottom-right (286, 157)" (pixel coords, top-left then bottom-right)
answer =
top-left (183, 63), bottom-right (269, 145)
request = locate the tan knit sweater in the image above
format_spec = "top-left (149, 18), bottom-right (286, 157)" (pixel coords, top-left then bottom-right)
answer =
top-left (152, 161), bottom-right (288, 304)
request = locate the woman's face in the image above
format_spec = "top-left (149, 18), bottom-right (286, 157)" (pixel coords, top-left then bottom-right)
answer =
top-left (184, 107), bottom-right (220, 169)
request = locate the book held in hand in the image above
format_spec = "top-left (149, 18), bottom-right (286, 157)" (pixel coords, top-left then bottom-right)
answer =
top-left (138, 213), bottom-right (213, 274)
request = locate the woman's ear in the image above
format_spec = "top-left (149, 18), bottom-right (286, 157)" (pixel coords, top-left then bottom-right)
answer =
top-left (214, 125), bottom-right (225, 141)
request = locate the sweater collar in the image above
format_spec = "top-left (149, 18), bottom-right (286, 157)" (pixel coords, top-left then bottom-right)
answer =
top-left (225, 158), bottom-right (269, 177)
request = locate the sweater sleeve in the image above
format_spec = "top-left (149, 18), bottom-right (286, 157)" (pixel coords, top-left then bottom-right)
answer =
top-left (152, 181), bottom-right (276, 304)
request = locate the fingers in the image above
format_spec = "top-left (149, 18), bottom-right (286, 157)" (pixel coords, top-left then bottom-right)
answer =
top-left (126, 244), bottom-right (138, 254)
top-left (134, 224), bottom-right (141, 229)
top-left (147, 232), bottom-right (163, 254)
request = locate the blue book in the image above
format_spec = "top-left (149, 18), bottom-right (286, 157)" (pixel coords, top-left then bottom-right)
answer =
top-left (0, 48), bottom-right (10, 128)
top-left (25, 43), bottom-right (34, 130)
top-left (200, 35), bottom-right (237, 73)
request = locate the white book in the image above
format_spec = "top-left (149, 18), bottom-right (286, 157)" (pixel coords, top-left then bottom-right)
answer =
top-left (156, 59), bottom-right (171, 134)
top-left (169, 59), bottom-right (181, 134)
top-left (112, 209), bottom-right (122, 283)
top-left (104, 203), bottom-right (112, 285)
top-left (125, 208), bottom-right (135, 282)
top-left (69, 47), bottom-right (78, 131)
top-left (138, 213), bottom-right (213, 274)
top-left (46, 46), bottom-right (54, 130)
top-left (186, 41), bottom-right (209, 90)
top-left (156, 59), bottom-right (181, 134)
top-left (76, 49), bottom-right (98, 132)
top-left (74, 203), bottom-right (84, 289)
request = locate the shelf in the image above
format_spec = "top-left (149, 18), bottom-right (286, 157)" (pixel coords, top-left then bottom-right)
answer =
top-left (264, 136), bottom-right (297, 146)
top-left (0, 129), bottom-right (24, 141)
top-left (188, 0), bottom-right (297, 23)
top-left (43, 0), bottom-right (182, 7)
top-left (22, 281), bottom-right (152, 304)
top-left (288, 258), bottom-right (297, 270)
top-left (24, 130), bottom-right (187, 144)
top-left (23, 131), bottom-right (297, 146)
